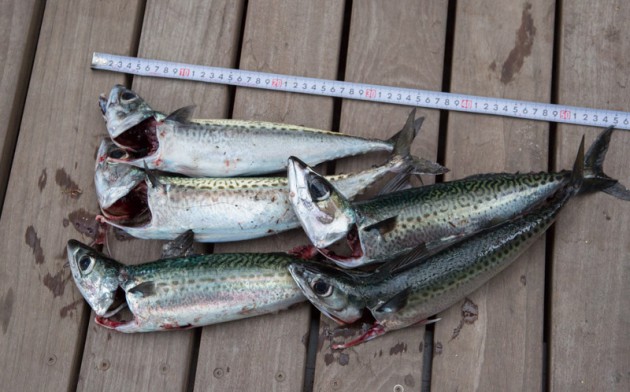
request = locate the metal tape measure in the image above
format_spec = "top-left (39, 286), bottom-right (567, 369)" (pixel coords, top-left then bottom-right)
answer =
top-left (92, 52), bottom-right (630, 130)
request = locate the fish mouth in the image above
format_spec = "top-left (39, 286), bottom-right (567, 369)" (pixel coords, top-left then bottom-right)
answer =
top-left (111, 117), bottom-right (160, 160)
top-left (316, 226), bottom-right (367, 269)
top-left (94, 287), bottom-right (134, 330)
top-left (99, 180), bottom-right (151, 227)
top-left (287, 156), bottom-right (352, 248)
top-left (99, 93), bottom-right (108, 115)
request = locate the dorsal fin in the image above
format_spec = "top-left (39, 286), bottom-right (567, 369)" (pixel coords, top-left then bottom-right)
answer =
top-left (363, 216), bottom-right (398, 236)
top-left (165, 105), bottom-right (196, 123)
top-left (128, 281), bottom-right (156, 297)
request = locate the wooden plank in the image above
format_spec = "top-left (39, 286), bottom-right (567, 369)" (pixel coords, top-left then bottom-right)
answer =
top-left (76, 1), bottom-right (245, 391)
top-left (193, 1), bottom-right (344, 391)
top-left (311, 1), bottom-right (448, 391)
top-left (431, 2), bottom-right (554, 391)
top-left (0, 0), bottom-right (43, 213)
top-left (550, 2), bottom-right (630, 390)
top-left (0, 0), bottom-right (143, 390)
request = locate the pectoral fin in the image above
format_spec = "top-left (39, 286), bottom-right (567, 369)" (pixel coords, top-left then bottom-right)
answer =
top-left (127, 281), bottom-right (156, 297)
top-left (373, 288), bottom-right (410, 314)
top-left (363, 216), bottom-right (398, 236)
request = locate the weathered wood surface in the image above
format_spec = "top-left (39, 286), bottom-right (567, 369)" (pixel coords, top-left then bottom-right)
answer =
top-left (0, 0), bottom-right (142, 390)
top-left (0, 1), bottom-right (628, 391)
top-left (311, 1), bottom-right (448, 391)
top-left (194, 1), bottom-right (344, 391)
top-left (77, 1), bottom-right (245, 391)
top-left (551, 1), bottom-right (630, 391)
top-left (431, 2), bottom-right (554, 391)
top-left (0, 0), bottom-right (44, 214)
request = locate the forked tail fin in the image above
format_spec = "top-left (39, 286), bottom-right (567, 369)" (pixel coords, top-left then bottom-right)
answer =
top-left (387, 109), bottom-right (448, 176)
top-left (581, 127), bottom-right (630, 200)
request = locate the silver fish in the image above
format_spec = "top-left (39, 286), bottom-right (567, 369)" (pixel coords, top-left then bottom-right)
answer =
top-left (99, 85), bottom-right (445, 177)
top-left (287, 127), bottom-right (629, 268)
top-left (94, 113), bottom-right (446, 242)
top-left (67, 240), bottom-right (306, 332)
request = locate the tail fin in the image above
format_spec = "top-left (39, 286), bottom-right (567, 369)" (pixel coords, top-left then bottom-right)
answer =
top-left (581, 127), bottom-right (630, 200)
top-left (387, 109), bottom-right (448, 176)
top-left (570, 136), bottom-right (585, 191)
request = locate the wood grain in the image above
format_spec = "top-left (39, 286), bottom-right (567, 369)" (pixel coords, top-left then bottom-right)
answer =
top-left (551, 1), bottom-right (630, 390)
top-left (193, 1), bottom-right (344, 391)
top-left (311, 1), bottom-right (449, 391)
top-left (430, 2), bottom-right (554, 391)
top-left (76, 1), bottom-right (245, 391)
top-left (0, 0), bottom-right (142, 390)
top-left (0, 0), bottom-right (43, 214)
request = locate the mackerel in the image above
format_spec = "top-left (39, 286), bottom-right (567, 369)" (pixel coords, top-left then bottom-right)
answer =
top-left (67, 240), bottom-right (307, 332)
top-left (287, 127), bottom-right (629, 267)
top-left (94, 112), bottom-right (446, 242)
top-left (289, 136), bottom-right (623, 348)
top-left (99, 85), bottom-right (445, 177)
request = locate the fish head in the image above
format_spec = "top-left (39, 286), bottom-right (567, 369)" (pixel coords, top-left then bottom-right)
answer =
top-left (95, 139), bottom-right (145, 209)
top-left (67, 240), bottom-right (121, 316)
top-left (287, 157), bottom-right (355, 248)
top-left (99, 85), bottom-right (156, 139)
top-left (288, 262), bottom-right (365, 325)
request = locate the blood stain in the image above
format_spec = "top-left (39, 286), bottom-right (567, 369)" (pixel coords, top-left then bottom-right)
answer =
top-left (389, 342), bottom-right (408, 356)
top-left (55, 168), bottom-right (82, 199)
top-left (338, 352), bottom-right (349, 366)
top-left (38, 169), bottom-right (47, 191)
top-left (60, 299), bottom-right (83, 318)
top-left (25, 225), bottom-right (45, 264)
top-left (1, 288), bottom-right (14, 334)
top-left (324, 352), bottom-right (334, 366)
top-left (501, 3), bottom-right (536, 84)
top-left (43, 269), bottom-right (71, 298)
top-left (68, 209), bottom-right (100, 239)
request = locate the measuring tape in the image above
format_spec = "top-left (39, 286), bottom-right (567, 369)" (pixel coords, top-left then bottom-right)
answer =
top-left (92, 52), bottom-right (630, 130)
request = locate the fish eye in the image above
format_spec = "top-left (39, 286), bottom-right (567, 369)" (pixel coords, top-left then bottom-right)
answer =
top-left (120, 91), bottom-right (136, 102)
top-left (308, 177), bottom-right (331, 202)
top-left (78, 255), bottom-right (94, 274)
top-left (311, 279), bottom-right (333, 297)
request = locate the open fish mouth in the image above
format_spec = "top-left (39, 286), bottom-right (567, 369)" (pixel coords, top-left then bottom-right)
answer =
top-left (110, 117), bottom-right (160, 161)
top-left (316, 226), bottom-right (367, 268)
top-left (98, 180), bottom-right (151, 227)
top-left (93, 287), bottom-right (135, 330)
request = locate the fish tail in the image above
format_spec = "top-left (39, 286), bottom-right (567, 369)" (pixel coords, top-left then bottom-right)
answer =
top-left (580, 127), bottom-right (630, 200)
top-left (381, 110), bottom-right (448, 193)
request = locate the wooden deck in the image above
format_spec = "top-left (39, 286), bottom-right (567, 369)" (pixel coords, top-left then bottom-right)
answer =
top-left (0, 1), bottom-right (628, 391)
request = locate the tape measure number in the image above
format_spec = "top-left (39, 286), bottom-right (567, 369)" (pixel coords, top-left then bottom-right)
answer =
top-left (92, 52), bottom-right (630, 130)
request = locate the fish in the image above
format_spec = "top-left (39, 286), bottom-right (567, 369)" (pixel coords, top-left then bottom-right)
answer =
top-left (94, 112), bottom-right (446, 242)
top-left (67, 239), bottom-right (308, 332)
top-left (287, 126), bottom-right (630, 268)
top-left (99, 84), bottom-right (445, 177)
top-left (289, 135), bottom-right (626, 348)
